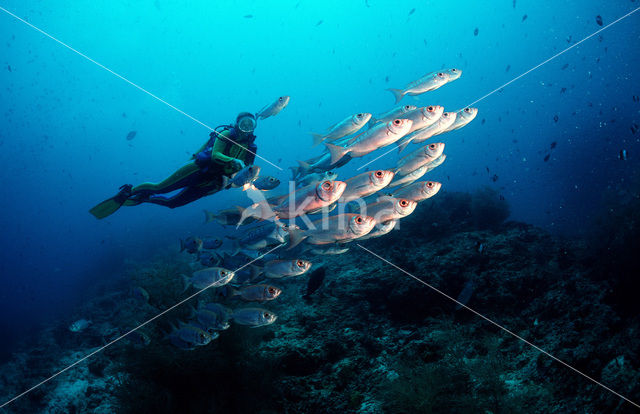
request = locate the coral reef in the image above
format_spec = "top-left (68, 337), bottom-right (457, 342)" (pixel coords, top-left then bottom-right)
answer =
top-left (1, 190), bottom-right (639, 413)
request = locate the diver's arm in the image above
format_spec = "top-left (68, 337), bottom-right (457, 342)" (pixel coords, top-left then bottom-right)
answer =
top-left (191, 132), bottom-right (216, 160)
top-left (210, 134), bottom-right (244, 174)
top-left (210, 136), bottom-right (236, 164)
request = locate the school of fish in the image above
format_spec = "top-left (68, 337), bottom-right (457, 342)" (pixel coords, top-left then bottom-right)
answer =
top-left (107, 70), bottom-right (477, 351)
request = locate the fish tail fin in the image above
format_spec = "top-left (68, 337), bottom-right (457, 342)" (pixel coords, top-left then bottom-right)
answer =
top-left (222, 176), bottom-right (231, 190)
top-left (181, 274), bottom-right (191, 293)
top-left (297, 160), bottom-right (312, 173)
top-left (387, 88), bottom-right (405, 104)
top-left (188, 305), bottom-right (197, 318)
top-left (227, 239), bottom-right (241, 257)
top-left (311, 133), bottom-right (325, 146)
top-left (237, 202), bottom-right (275, 227)
top-left (325, 143), bottom-right (348, 165)
top-left (397, 137), bottom-right (412, 153)
top-left (250, 265), bottom-right (262, 281)
top-left (289, 165), bottom-right (299, 180)
top-left (236, 206), bottom-right (252, 227)
top-left (287, 228), bottom-right (308, 249)
top-left (203, 210), bottom-right (217, 224)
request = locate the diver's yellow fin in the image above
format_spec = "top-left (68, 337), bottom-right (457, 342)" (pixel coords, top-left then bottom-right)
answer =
top-left (89, 196), bottom-right (127, 219)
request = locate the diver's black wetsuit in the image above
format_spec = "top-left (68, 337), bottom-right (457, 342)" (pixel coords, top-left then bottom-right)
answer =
top-left (126, 127), bottom-right (257, 209)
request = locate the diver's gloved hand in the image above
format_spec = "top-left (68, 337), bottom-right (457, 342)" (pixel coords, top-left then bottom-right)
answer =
top-left (230, 158), bottom-right (245, 173)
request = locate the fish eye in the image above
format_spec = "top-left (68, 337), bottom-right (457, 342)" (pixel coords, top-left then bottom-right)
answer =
top-left (437, 72), bottom-right (444, 77)
top-left (393, 119), bottom-right (401, 125)
top-left (220, 270), bottom-right (227, 276)
top-left (296, 260), bottom-right (305, 267)
top-left (355, 216), bottom-right (363, 224)
top-left (427, 181), bottom-right (434, 188)
top-left (464, 108), bottom-right (470, 113)
top-left (268, 288), bottom-right (275, 294)
top-left (321, 181), bottom-right (332, 190)
top-left (375, 170), bottom-right (383, 177)
top-left (400, 199), bottom-right (409, 207)
top-left (278, 97), bottom-right (284, 102)
top-left (357, 113), bottom-right (364, 117)
top-left (427, 106), bottom-right (434, 112)
top-left (263, 312), bottom-right (270, 318)
top-left (403, 105), bottom-right (411, 110)
top-left (451, 68), bottom-right (457, 72)
top-left (429, 144), bottom-right (436, 150)
top-left (443, 113), bottom-right (449, 117)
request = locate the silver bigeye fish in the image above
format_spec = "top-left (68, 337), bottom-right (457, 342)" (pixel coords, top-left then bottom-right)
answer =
top-left (167, 324), bottom-right (214, 350)
top-left (295, 151), bottom-right (353, 177)
top-left (387, 164), bottom-right (428, 189)
top-left (257, 96), bottom-right (290, 120)
top-left (439, 107), bottom-right (478, 134)
top-left (201, 303), bottom-right (232, 326)
top-left (309, 245), bottom-right (350, 255)
top-left (397, 112), bottom-right (456, 152)
top-left (371, 104), bottom-right (416, 125)
top-left (393, 181), bottom-right (442, 202)
top-left (227, 220), bottom-right (293, 252)
top-left (274, 180), bottom-right (347, 219)
top-left (340, 170), bottom-right (395, 202)
top-left (445, 67), bottom-right (462, 81)
top-left (191, 308), bottom-right (230, 332)
top-left (296, 170), bottom-right (338, 188)
top-left (227, 165), bottom-right (261, 191)
top-left (424, 154), bottom-right (447, 173)
top-left (253, 176), bottom-right (281, 191)
top-left (180, 236), bottom-right (203, 254)
top-left (231, 307), bottom-right (278, 327)
top-left (229, 284), bottom-right (282, 301)
top-left (290, 214), bottom-right (376, 247)
top-left (387, 69), bottom-right (460, 103)
top-left (404, 105), bottom-right (444, 134)
top-left (182, 267), bottom-right (235, 291)
top-left (361, 197), bottom-right (416, 223)
top-left (259, 259), bottom-right (312, 278)
top-left (69, 319), bottom-right (92, 332)
top-left (239, 180), bottom-right (346, 222)
top-left (325, 119), bottom-right (413, 164)
top-left (395, 142), bottom-right (445, 176)
top-left (311, 113), bottom-right (372, 146)
top-left (357, 220), bottom-right (397, 240)
top-left (203, 207), bottom-right (255, 226)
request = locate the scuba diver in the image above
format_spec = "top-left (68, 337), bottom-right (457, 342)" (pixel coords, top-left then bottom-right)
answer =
top-left (89, 112), bottom-right (258, 219)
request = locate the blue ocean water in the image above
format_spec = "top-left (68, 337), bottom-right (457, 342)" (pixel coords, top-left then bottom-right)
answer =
top-left (1, 0), bottom-right (639, 412)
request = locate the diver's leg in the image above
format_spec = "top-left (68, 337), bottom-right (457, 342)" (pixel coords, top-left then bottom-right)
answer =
top-left (131, 162), bottom-right (202, 196)
top-left (144, 185), bottom-right (219, 209)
